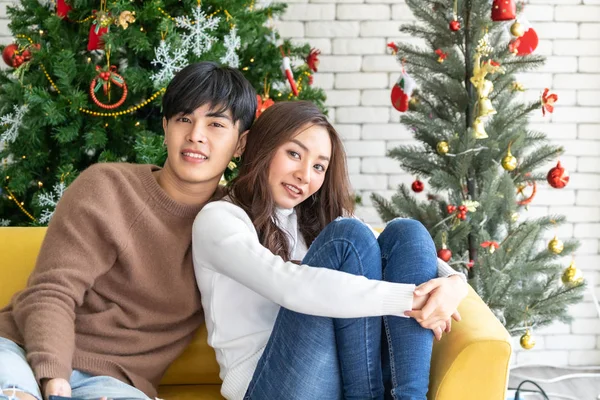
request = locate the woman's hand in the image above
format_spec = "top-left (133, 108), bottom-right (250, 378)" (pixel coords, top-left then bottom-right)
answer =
top-left (406, 275), bottom-right (468, 340)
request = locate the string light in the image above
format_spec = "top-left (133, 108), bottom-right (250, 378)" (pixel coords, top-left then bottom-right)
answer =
top-left (4, 186), bottom-right (36, 222)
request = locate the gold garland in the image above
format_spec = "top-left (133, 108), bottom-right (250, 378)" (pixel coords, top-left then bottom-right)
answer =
top-left (158, 6), bottom-right (222, 25)
top-left (78, 88), bottom-right (165, 117)
top-left (4, 186), bottom-right (36, 222)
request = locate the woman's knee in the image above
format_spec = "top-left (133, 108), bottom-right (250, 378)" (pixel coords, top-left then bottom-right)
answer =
top-left (307, 218), bottom-right (381, 279)
top-left (378, 218), bottom-right (437, 277)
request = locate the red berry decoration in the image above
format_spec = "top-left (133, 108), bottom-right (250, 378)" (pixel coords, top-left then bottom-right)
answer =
top-left (438, 248), bottom-right (452, 262)
top-left (447, 205), bottom-right (457, 213)
top-left (411, 180), bottom-right (424, 193)
top-left (449, 20), bottom-right (461, 31)
top-left (547, 161), bottom-right (569, 189)
top-left (90, 66), bottom-right (128, 110)
top-left (458, 205), bottom-right (467, 212)
top-left (467, 260), bottom-right (474, 269)
top-left (458, 211), bottom-right (467, 220)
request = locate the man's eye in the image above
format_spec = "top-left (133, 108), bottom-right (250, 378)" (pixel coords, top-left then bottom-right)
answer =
top-left (177, 117), bottom-right (191, 123)
top-left (211, 122), bottom-right (225, 128)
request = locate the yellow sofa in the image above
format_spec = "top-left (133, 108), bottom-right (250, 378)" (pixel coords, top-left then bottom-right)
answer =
top-left (1, 227), bottom-right (512, 399)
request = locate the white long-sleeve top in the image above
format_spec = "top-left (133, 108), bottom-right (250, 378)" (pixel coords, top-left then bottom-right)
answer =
top-left (192, 200), bottom-right (463, 400)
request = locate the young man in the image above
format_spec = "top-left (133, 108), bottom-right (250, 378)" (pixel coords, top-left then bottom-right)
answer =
top-left (0, 62), bottom-right (257, 400)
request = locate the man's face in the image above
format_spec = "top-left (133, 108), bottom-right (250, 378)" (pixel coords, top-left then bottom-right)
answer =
top-left (163, 104), bottom-right (246, 187)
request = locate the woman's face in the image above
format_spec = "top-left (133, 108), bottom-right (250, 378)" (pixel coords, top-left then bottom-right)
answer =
top-left (267, 124), bottom-right (332, 209)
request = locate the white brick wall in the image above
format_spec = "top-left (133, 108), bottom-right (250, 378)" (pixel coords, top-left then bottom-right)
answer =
top-left (279, 0), bottom-right (600, 366)
top-left (1, 0), bottom-right (598, 367)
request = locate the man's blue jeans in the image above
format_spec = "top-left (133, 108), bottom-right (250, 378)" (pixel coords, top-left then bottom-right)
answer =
top-left (244, 218), bottom-right (438, 400)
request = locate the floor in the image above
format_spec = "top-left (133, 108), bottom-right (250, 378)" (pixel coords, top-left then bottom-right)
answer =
top-left (508, 366), bottom-right (600, 400)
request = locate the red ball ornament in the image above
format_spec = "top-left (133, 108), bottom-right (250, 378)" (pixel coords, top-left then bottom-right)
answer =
top-left (449, 20), bottom-right (461, 31)
top-left (438, 248), bottom-right (452, 262)
top-left (547, 161), bottom-right (569, 189)
top-left (411, 180), bottom-right (424, 193)
top-left (509, 28), bottom-right (538, 56)
top-left (491, 0), bottom-right (516, 21)
top-left (2, 44), bottom-right (19, 67)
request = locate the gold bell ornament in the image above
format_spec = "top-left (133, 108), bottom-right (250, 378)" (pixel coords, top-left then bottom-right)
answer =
top-left (562, 260), bottom-right (583, 285)
top-left (501, 143), bottom-right (518, 171)
top-left (472, 118), bottom-right (488, 139)
top-left (519, 329), bottom-right (536, 350)
top-left (548, 235), bottom-right (564, 254)
top-left (437, 141), bottom-right (449, 155)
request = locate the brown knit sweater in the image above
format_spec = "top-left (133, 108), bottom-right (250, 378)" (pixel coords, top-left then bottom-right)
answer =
top-left (0, 163), bottom-right (206, 398)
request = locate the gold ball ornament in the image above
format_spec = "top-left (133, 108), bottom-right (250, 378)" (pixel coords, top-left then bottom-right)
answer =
top-left (519, 329), bottom-right (536, 350)
top-left (502, 153), bottom-right (518, 171)
top-left (510, 21), bottom-right (525, 37)
top-left (436, 141), bottom-right (449, 155)
top-left (562, 261), bottom-right (583, 286)
top-left (548, 235), bottom-right (564, 254)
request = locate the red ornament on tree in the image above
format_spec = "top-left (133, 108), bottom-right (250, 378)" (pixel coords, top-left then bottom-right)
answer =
top-left (90, 65), bottom-right (128, 109)
top-left (438, 248), bottom-right (452, 262)
top-left (491, 0), bottom-right (516, 21)
top-left (2, 44), bottom-right (19, 67)
top-left (57, 0), bottom-right (72, 19)
top-left (449, 20), bottom-right (461, 31)
top-left (88, 24), bottom-right (109, 51)
top-left (306, 48), bottom-right (321, 73)
top-left (411, 180), bottom-right (424, 193)
top-left (256, 94), bottom-right (274, 119)
top-left (547, 161), bottom-right (569, 189)
top-left (509, 28), bottom-right (538, 56)
top-left (391, 70), bottom-right (416, 113)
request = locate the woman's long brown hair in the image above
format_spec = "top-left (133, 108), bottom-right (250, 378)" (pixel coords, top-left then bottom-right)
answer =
top-left (227, 101), bottom-right (354, 261)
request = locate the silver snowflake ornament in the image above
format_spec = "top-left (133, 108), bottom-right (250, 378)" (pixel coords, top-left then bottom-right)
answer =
top-left (0, 104), bottom-right (28, 144)
top-left (150, 40), bottom-right (188, 87)
top-left (175, 5), bottom-right (221, 58)
top-left (220, 27), bottom-right (241, 68)
top-left (38, 181), bottom-right (67, 225)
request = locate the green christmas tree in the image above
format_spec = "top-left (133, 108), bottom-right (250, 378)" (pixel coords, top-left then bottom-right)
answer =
top-left (0, 0), bottom-right (326, 226)
top-left (373, 0), bottom-right (585, 335)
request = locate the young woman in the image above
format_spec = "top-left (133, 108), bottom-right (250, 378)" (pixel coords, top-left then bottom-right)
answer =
top-left (192, 101), bottom-right (468, 400)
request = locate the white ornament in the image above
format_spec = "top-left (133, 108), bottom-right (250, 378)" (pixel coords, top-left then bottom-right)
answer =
top-left (38, 181), bottom-right (67, 225)
top-left (264, 18), bottom-right (278, 44)
top-left (175, 5), bottom-right (221, 58)
top-left (150, 40), bottom-right (188, 87)
top-left (0, 219), bottom-right (9, 227)
top-left (0, 104), bottom-right (28, 144)
top-left (220, 27), bottom-right (241, 68)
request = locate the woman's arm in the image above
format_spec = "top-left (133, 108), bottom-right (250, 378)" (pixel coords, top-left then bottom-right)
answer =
top-left (192, 202), bottom-right (415, 319)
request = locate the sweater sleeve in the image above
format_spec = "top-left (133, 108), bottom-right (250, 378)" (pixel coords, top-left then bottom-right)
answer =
top-left (12, 165), bottom-right (127, 385)
top-left (193, 203), bottom-right (415, 319)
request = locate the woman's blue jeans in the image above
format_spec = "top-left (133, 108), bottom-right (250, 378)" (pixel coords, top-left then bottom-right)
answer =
top-left (244, 218), bottom-right (438, 400)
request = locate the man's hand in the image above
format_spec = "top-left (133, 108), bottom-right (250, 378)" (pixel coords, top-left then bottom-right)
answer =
top-left (405, 275), bottom-right (468, 340)
top-left (42, 378), bottom-right (71, 400)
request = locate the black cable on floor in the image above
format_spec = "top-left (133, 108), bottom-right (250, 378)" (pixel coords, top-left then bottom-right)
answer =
top-left (508, 379), bottom-right (550, 400)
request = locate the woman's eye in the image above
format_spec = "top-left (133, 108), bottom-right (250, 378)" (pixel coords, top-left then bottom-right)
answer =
top-left (314, 164), bottom-right (325, 172)
top-left (288, 151), bottom-right (300, 159)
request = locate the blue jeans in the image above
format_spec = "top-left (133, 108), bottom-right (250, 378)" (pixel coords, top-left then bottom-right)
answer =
top-left (244, 218), bottom-right (437, 400)
top-left (0, 337), bottom-right (150, 400)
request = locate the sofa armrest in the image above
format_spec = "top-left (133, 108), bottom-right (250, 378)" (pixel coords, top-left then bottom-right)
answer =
top-left (428, 285), bottom-right (512, 400)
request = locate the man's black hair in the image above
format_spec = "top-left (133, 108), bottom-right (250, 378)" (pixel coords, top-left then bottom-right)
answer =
top-left (162, 62), bottom-right (257, 133)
